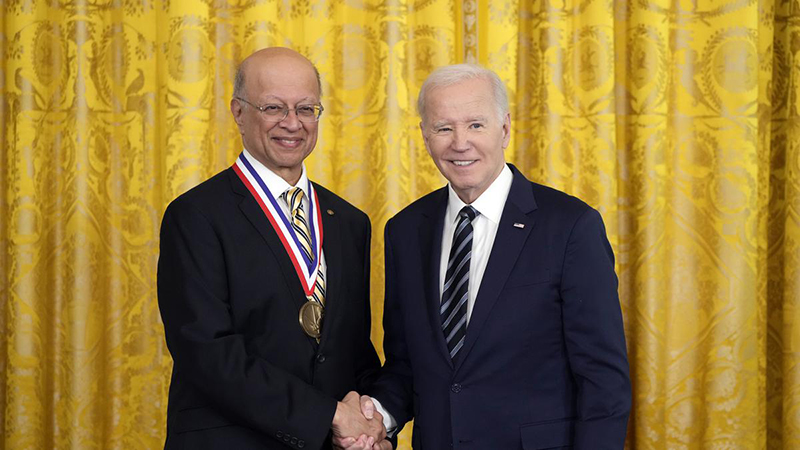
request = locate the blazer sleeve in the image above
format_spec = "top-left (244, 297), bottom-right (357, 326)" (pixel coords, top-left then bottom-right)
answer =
top-left (560, 208), bottom-right (632, 449)
top-left (157, 198), bottom-right (337, 449)
top-left (365, 220), bottom-right (415, 431)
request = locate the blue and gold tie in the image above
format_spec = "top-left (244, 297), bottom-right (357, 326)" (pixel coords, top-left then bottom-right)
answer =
top-left (283, 187), bottom-right (325, 305)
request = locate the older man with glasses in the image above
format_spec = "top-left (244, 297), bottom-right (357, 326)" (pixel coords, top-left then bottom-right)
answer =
top-left (157, 47), bottom-right (387, 450)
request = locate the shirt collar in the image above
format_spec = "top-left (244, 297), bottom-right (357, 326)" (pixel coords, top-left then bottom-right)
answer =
top-left (242, 148), bottom-right (310, 200)
top-left (446, 164), bottom-right (513, 225)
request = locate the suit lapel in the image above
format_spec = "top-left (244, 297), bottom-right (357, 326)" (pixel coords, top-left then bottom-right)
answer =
top-left (228, 169), bottom-right (318, 348)
top-left (418, 189), bottom-right (453, 366)
top-left (454, 165), bottom-right (538, 372)
top-left (316, 187), bottom-right (342, 346)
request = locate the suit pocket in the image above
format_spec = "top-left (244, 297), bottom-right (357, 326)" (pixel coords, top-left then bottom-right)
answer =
top-left (504, 269), bottom-right (551, 289)
top-left (174, 406), bottom-right (234, 433)
top-left (520, 418), bottom-right (574, 449)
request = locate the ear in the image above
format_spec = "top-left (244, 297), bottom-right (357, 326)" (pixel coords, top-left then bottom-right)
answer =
top-left (230, 98), bottom-right (245, 132)
top-left (501, 112), bottom-right (511, 149)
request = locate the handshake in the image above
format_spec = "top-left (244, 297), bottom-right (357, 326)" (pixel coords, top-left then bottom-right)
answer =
top-left (331, 392), bottom-right (392, 450)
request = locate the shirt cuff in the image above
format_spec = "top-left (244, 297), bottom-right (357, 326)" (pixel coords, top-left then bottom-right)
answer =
top-left (370, 397), bottom-right (398, 437)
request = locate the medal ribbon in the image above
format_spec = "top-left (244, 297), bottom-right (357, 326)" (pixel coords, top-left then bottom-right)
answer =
top-left (232, 152), bottom-right (323, 296)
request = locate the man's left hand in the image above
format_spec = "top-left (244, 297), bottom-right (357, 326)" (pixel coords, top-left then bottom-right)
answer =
top-left (333, 434), bottom-right (392, 450)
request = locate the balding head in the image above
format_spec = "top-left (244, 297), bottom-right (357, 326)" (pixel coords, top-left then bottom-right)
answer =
top-left (233, 47), bottom-right (322, 100)
top-left (230, 47), bottom-right (323, 185)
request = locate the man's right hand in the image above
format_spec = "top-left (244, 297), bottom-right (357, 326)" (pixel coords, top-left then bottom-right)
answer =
top-left (332, 391), bottom-right (386, 446)
top-left (333, 395), bottom-right (392, 450)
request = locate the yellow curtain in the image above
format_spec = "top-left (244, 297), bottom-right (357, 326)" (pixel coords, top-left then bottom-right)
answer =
top-left (1, 0), bottom-right (797, 448)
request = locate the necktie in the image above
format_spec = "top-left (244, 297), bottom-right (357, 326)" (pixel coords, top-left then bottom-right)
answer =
top-left (441, 205), bottom-right (478, 360)
top-left (283, 187), bottom-right (325, 306)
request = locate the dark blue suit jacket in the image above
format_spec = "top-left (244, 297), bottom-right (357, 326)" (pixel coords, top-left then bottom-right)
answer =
top-left (370, 165), bottom-right (631, 449)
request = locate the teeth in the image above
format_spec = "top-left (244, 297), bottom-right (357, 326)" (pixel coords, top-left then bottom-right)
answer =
top-left (453, 160), bottom-right (475, 166)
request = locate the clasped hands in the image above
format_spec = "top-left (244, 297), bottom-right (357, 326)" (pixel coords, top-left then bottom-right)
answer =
top-left (332, 391), bottom-right (392, 450)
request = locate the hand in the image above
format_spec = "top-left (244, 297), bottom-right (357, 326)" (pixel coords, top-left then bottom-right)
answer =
top-left (334, 435), bottom-right (392, 450)
top-left (332, 392), bottom-right (386, 446)
top-left (333, 434), bottom-right (372, 450)
top-left (333, 396), bottom-right (390, 450)
top-left (361, 396), bottom-right (392, 449)
top-left (372, 439), bottom-right (393, 450)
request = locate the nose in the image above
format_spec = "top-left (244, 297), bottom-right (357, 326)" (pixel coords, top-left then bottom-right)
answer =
top-left (278, 109), bottom-right (302, 131)
top-left (452, 127), bottom-right (470, 151)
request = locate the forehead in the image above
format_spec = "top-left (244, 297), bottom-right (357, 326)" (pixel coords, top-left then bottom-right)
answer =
top-left (246, 56), bottom-right (319, 102)
top-left (424, 77), bottom-right (495, 122)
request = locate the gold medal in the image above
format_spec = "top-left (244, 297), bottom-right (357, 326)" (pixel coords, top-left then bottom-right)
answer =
top-left (299, 301), bottom-right (324, 340)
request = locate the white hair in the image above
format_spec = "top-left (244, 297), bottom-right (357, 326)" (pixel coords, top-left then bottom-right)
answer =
top-left (417, 63), bottom-right (509, 122)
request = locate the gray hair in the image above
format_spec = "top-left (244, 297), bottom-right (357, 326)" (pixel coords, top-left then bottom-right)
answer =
top-left (417, 63), bottom-right (509, 122)
top-left (232, 61), bottom-right (323, 100)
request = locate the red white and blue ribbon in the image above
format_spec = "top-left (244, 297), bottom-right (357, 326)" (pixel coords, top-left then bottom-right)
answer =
top-left (232, 152), bottom-right (323, 297)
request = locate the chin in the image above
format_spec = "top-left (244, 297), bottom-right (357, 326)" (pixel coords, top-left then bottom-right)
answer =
top-left (449, 175), bottom-right (477, 188)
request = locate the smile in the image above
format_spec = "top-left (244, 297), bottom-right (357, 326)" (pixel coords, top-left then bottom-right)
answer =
top-left (273, 138), bottom-right (303, 147)
top-left (451, 160), bottom-right (476, 167)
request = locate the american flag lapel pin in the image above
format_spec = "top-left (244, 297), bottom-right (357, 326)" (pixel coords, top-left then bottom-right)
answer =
top-left (513, 223), bottom-right (525, 229)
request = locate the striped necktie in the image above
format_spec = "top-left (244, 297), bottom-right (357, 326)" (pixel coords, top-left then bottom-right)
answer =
top-left (441, 205), bottom-right (478, 361)
top-left (283, 187), bottom-right (326, 306)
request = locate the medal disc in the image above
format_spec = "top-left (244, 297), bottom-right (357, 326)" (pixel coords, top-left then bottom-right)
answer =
top-left (299, 301), bottom-right (324, 339)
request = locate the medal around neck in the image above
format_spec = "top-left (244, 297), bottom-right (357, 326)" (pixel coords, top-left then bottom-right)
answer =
top-left (232, 152), bottom-right (326, 339)
top-left (299, 300), bottom-right (324, 340)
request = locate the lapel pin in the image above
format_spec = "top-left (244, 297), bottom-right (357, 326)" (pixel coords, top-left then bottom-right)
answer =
top-left (513, 223), bottom-right (525, 229)
top-left (327, 209), bottom-right (335, 215)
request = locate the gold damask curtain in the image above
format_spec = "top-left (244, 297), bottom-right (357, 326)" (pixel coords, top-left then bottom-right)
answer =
top-left (1, 0), bottom-right (797, 448)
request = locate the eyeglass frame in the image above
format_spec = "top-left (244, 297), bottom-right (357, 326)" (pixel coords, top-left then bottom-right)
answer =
top-left (235, 97), bottom-right (325, 123)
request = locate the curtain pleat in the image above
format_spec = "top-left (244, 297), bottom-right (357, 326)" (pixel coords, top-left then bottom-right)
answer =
top-left (1, 0), bottom-right (797, 448)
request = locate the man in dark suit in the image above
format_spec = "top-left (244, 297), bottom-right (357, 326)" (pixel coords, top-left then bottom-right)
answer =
top-left (348, 64), bottom-right (631, 449)
top-left (157, 47), bottom-right (386, 449)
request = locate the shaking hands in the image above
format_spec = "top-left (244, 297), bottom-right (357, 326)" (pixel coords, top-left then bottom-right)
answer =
top-left (331, 392), bottom-right (392, 450)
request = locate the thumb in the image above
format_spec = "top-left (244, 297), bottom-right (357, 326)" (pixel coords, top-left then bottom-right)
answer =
top-left (360, 395), bottom-right (375, 420)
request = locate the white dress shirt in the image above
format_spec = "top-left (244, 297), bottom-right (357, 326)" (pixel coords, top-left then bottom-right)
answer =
top-left (241, 148), bottom-right (327, 282)
top-left (439, 164), bottom-right (512, 323)
top-left (373, 164), bottom-right (513, 434)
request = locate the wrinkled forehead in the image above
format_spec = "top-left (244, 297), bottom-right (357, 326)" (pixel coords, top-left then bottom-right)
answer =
top-left (247, 63), bottom-right (319, 100)
top-left (424, 84), bottom-right (496, 122)
top-left (423, 78), bottom-right (498, 120)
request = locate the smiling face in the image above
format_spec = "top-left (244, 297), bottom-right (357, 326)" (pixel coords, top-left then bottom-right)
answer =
top-left (420, 76), bottom-right (511, 204)
top-left (230, 48), bottom-right (320, 185)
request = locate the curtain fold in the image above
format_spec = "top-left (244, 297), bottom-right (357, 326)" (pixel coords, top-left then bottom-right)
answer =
top-left (1, 0), bottom-right (797, 448)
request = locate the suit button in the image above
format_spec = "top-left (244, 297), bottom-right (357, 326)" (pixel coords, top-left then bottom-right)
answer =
top-left (298, 440), bottom-right (305, 448)
top-left (284, 434), bottom-right (291, 442)
top-left (291, 437), bottom-right (298, 445)
top-left (316, 353), bottom-right (326, 363)
top-left (451, 383), bottom-right (462, 393)
top-left (277, 431), bottom-right (283, 438)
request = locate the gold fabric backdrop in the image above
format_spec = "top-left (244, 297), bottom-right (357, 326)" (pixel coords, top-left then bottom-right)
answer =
top-left (1, 0), bottom-right (798, 448)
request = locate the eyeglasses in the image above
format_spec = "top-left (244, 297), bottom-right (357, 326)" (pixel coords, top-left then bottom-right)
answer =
top-left (235, 97), bottom-right (324, 123)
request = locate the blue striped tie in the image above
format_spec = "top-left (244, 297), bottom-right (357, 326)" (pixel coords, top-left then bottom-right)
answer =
top-left (441, 206), bottom-right (478, 361)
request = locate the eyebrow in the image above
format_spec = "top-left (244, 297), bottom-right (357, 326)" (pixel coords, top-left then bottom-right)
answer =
top-left (259, 95), bottom-right (318, 104)
top-left (432, 116), bottom-right (489, 128)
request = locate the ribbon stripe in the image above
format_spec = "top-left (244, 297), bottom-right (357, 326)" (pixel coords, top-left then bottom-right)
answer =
top-left (232, 153), bottom-right (323, 296)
